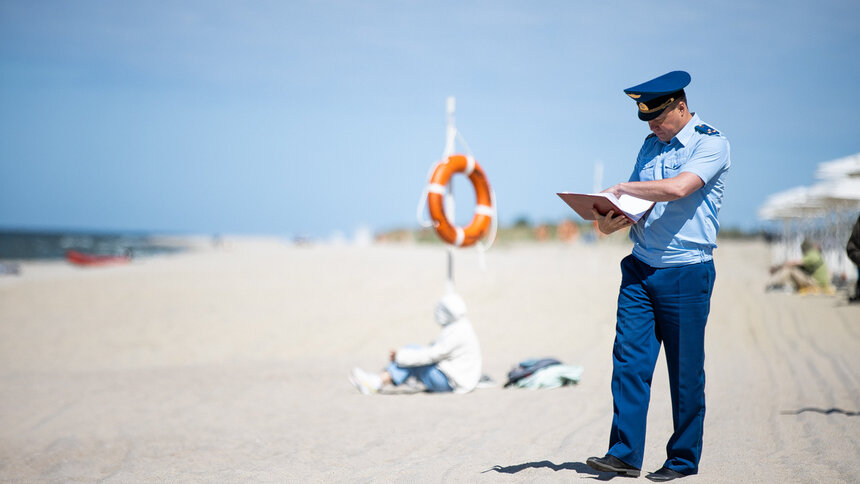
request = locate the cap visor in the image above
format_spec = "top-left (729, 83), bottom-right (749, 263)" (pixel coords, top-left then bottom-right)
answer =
top-left (638, 109), bottom-right (663, 121)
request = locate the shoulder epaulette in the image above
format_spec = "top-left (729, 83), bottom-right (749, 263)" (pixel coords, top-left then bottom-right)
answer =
top-left (695, 124), bottom-right (720, 136)
top-left (646, 133), bottom-right (657, 140)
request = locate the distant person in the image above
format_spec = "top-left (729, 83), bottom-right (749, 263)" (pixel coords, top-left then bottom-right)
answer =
top-left (768, 239), bottom-right (832, 294)
top-left (535, 224), bottom-right (550, 242)
top-left (846, 214), bottom-right (860, 303)
top-left (585, 71), bottom-right (730, 482)
top-left (349, 292), bottom-right (482, 394)
top-left (557, 219), bottom-right (580, 242)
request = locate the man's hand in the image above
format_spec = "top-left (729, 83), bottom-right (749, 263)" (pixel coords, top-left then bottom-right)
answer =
top-left (602, 184), bottom-right (624, 199)
top-left (389, 349), bottom-right (397, 362)
top-left (592, 208), bottom-right (632, 235)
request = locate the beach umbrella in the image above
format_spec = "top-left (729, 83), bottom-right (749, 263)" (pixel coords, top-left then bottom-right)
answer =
top-left (808, 177), bottom-right (860, 205)
top-left (759, 153), bottom-right (860, 221)
top-left (757, 185), bottom-right (826, 220)
top-left (814, 152), bottom-right (860, 180)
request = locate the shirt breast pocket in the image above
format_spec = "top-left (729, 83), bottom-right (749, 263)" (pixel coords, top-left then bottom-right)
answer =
top-left (662, 154), bottom-right (684, 179)
top-left (638, 159), bottom-right (659, 181)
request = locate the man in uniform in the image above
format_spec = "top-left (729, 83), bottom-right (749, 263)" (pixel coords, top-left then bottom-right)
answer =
top-left (585, 71), bottom-right (730, 481)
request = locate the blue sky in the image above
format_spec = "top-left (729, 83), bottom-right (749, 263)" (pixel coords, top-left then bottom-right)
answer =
top-left (1, 1), bottom-right (858, 239)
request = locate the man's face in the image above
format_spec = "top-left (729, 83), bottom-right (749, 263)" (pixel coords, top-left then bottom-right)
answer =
top-left (647, 103), bottom-right (687, 142)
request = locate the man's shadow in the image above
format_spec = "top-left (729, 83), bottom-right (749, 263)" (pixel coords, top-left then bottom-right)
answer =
top-left (781, 407), bottom-right (859, 416)
top-left (482, 461), bottom-right (622, 481)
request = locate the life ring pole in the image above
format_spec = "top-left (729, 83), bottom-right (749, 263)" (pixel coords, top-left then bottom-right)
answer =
top-left (443, 96), bottom-right (457, 290)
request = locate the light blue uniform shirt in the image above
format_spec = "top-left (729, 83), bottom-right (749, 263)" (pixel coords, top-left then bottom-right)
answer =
top-left (628, 113), bottom-right (731, 268)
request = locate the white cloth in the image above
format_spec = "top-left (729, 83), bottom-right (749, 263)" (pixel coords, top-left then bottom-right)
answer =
top-left (394, 317), bottom-right (482, 393)
top-left (514, 364), bottom-right (584, 389)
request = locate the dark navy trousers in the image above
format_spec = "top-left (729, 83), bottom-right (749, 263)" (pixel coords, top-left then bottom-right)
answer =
top-left (608, 255), bottom-right (715, 474)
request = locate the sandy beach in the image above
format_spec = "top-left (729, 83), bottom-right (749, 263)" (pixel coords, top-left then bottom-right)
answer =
top-left (0, 238), bottom-right (857, 483)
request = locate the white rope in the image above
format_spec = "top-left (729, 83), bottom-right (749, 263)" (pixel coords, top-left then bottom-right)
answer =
top-left (416, 160), bottom-right (444, 228)
top-left (456, 130), bottom-right (474, 157)
top-left (416, 185), bottom-right (433, 228)
top-left (475, 188), bottom-right (498, 270)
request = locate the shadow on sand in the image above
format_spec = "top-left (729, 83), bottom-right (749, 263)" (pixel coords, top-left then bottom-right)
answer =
top-left (482, 461), bottom-right (622, 480)
top-left (781, 407), bottom-right (859, 417)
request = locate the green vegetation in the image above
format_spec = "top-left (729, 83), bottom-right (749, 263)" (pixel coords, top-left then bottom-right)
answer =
top-left (376, 221), bottom-right (762, 245)
top-left (378, 219), bottom-right (601, 245)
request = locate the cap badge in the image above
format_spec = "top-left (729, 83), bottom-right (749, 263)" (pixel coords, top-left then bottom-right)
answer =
top-left (638, 97), bottom-right (675, 113)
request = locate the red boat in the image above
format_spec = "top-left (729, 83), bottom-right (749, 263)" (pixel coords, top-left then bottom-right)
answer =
top-left (65, 249), bottom-right (131, 266)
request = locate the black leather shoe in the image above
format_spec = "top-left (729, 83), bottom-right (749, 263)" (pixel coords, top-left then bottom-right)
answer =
top-left (586, 455), bottom-right (641, 477)
top-left (645, 467), bottom-right (686, 481)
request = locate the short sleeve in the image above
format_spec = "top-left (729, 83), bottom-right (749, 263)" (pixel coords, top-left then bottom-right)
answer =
top-left (628, 143), bottom-right (651, 182)
top-left (682, 136), bottom-right (731, 185)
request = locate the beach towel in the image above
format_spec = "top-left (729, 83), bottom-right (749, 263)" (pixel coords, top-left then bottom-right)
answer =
top-left (503, 358), bottom-right (561, 387)
top-left (513, 364), bottom-right (584, 389)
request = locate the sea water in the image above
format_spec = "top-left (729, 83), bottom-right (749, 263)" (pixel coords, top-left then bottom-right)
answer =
top-left (0, 230), bottom-right (187, 260)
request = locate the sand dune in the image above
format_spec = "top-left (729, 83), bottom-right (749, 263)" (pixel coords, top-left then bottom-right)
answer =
top-left (1, 239), bottom-right (857, 482)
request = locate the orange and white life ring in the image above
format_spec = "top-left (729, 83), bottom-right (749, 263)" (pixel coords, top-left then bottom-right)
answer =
top-left (426, 154), bottom-right (494, 247)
